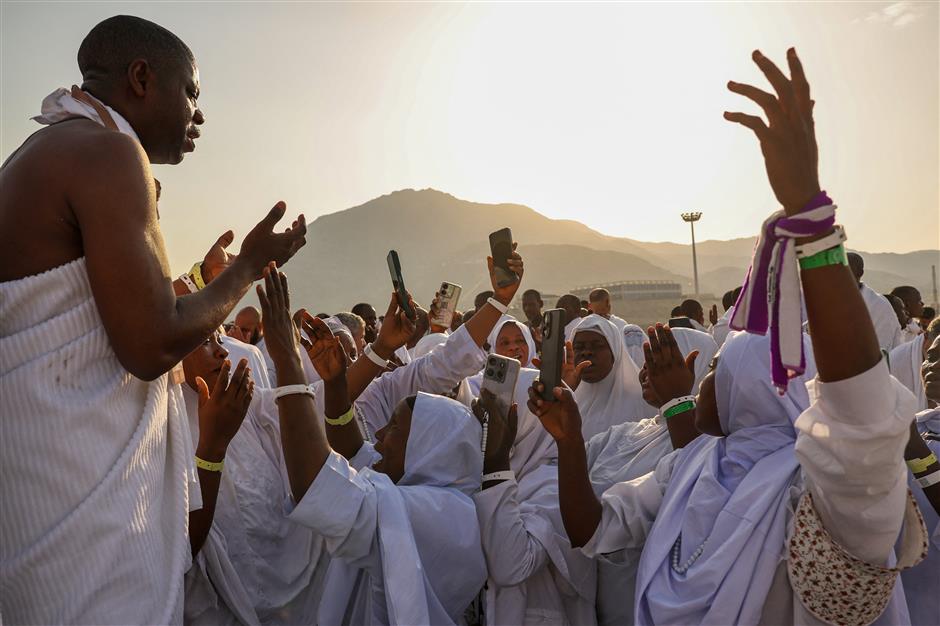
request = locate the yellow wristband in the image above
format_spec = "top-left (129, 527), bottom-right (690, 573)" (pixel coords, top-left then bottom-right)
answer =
top-left (325, 406), bottom-right (356, 427)
top-left (195, 455), bottom-right (224, 472)
top-left (189, 262), bottom-right (207, 290)
top-left (907, 452), bottom-right (939, 475)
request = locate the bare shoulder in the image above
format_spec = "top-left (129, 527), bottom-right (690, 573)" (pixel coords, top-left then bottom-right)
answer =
top-left (0, 121), bottom-right (155, 281)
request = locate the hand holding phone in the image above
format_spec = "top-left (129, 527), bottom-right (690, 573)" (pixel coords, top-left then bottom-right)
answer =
top-left (489, 228), bottom-right (519, 288)
top-left (538, 309), bottom-right (565, 401)
top-left (387, 250), bottom-right (416, 320)
top-left (430, 282), bottom-right (462, 329)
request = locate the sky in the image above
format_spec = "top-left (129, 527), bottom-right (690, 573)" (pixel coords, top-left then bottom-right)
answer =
top-left (2, 1), bottom-right (937, 274)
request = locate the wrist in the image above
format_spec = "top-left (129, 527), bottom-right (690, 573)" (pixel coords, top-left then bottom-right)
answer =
top-left (483, 454), bottom-right (511, 475)
top-left (555, 432), bottom-right (585, 451)
top-left (196, 440), bottom-right (228, 463)
top-left (274, 354), bottom-right (306, 385)
top-left (371, 340), bottom-right (396, 361)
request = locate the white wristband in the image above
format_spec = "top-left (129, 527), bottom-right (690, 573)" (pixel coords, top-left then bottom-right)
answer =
top-left (794, 225), bottom-right (846, 258)
top-left (363, 343), bottom-right (391, 369)
top-left (660, 395), bottom-right (696, 417)
top-left (482, 470), bottom-right (515, 483)
top-left (916, 469), bottom-right (940, 489)
top-left (487, 297), bottom-right (509, 314)
top-left (273, 383), bottom-right (316, 400)
top-left (178, 273), bottom-right (198, 294)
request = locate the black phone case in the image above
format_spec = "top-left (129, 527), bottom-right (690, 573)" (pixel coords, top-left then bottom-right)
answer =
top-left (488, 228), bottom-right (518, 288)
top-left (539, 309), bottom-right (564, 401)
top-left (386, 250), bottom-right (416, 319)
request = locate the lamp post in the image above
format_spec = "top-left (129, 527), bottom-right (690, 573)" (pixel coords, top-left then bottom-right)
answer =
top-left (681, 212), bottom-right (702, 296)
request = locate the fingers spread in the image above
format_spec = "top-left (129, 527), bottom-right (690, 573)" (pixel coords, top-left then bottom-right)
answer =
top-left (216, 230), bottom-right (235, 249)
top-left (723, 111), bottom-right (769, 139)
top-left (261, 201), bottom-right (287, 230)
top-left (752, 50), bottom-right (796, 112)
top-left (727, 81), bottom-right (781, 121)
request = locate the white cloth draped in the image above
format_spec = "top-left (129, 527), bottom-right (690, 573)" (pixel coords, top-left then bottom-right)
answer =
top-left (1, 258), bottom-right (193, 624)
top-left (289, 393), bottom-right (487, 625)
top-left (221, 335), bottom-right (272, 389)
top-left (860, 284), bottom-right (902, 352)
top-left (622, 324), bottom-right (647, 371)
top-left (670, 327), bottom-right (719, 394)
top-left (889, 333), bottom-right (927, 411)
top-left (709, 306), bottom-right (734, 348)
top-left (573, 314), bottom-right (648, 439)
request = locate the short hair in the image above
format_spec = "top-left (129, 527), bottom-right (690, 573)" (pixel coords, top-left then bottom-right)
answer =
top-left (556, 294), bottom-right (580, 310)
top-left (351, 303), bottom-right (375, 318)
top-left (474, 290), bottom-right (495, 309)
top-left (679, 299), bottom-right (703, 317)
top-left (78, 15), bottom-right (194, 80)
top-left (721, 290), bottom-right (735, 311)
top-left (927, 317), bottom-right (940, 343)
top-left (334, 312), bottom-right (364, 336)
top-left (846, 252), bottom-right (864, 279)
top-left (236, 306), bottom-right (260, 322)
top-left (670, 306), bottom-right (683, 317)
top-left (732, 286), bottom-right (743, 301)
top-left (589, 288), bottom-right (610, 303)
top-left (891, 286), bottom-right (920, 302)
top-left (923, 306), bottom-right (936, 320)
top-left (522, 289), bottom-right (542, 301)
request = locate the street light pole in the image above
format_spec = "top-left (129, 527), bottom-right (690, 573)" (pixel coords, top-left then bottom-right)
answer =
top-left (681, 212), bottom-right (702, 296)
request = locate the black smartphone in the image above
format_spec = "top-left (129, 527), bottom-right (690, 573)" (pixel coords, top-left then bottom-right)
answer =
top-left (386, 250), bottom-right (416, 320)
top-left (538, 308), bottom-right (564, 401)
top-left (488, 227), bottom-right (518, 288)
top-left (667, 317), bottom-right (694, 329)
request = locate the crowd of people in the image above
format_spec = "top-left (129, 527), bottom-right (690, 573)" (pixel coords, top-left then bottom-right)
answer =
top-left (1, 14), bottom-right (938, 626)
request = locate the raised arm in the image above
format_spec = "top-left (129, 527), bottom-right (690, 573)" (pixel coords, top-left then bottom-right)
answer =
top-left (256, 264), bottom-right (330, 502)
top-left (74, 134), bottom-right (306, 380)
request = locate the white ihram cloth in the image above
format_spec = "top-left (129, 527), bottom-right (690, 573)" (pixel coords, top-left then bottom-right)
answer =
top-left (902, 408), bottom-right (940, 626)
top-left (608, 314), bottom-right (629, 332)
top-left (221, 334), bottom-right (272, 388)
top-left (1, 258), bottom-right (195, 624)
top-left (710, 305), bottom-right (734, 348)
top-left (289, 393), bottom-right (487, 625)
top-left (473, 368), bottom-right (597, 625)
top-left (257, 336), bottom-right (320, 386)
top-left (622, 324), bottom-right (647, 370)
top-left (583, 328), bottom-right (714, 626)
top-left (565, 317), bottom-right (582, 343)
top-left (573, 315), bottom-right (648, 439)
top-left (356, 324), bottom-right (485, 440)
top-left (860, 284), bottom-right (902, 352)
top-left (902, 319), bottom-right (923, 344)
top-left (182, 387), bottom-right (330, 625)
top-left (582, 332), bottom-right (916, 625)
top-left (889, 333), bottom-right (927, 411)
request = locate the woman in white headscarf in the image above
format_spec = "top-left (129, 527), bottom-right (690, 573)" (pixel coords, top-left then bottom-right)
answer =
top-left (622, 324), bottom-right (647, 372)
top-left (468, 316), bottom-right (538, 396)
top-left (571, 314), bottom-right (648, 439)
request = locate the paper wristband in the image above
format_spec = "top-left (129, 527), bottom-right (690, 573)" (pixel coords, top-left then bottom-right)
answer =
top-left (916, 469), bottom-right (940, 489)
top-left (482, 470), bottom-right (515, 483)
top-left (273, 384), bottom-right (316, 401)
top-left (178, 273), bottom-right (198, 294)
top-left (661, 395), bottom-right (696, 419)
top-left (487, 297), bottom-right (509, 314)
top-left (363, 344), bottom-right (390, 368)
top-left (189, 262), bottom-right (207, 290)
top-left (325, 406), bottom-right (356, 427)
top-left (794, 225), bottom-right (847, 258)
top-left (907, 453), bottom-right (939, 475)
top-left (798, 244), bottom-right (848, 271)
top-left (195, 456), bottom-right (224, 472)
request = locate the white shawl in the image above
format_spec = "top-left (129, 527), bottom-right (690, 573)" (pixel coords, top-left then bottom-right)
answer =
top-left (889, 333), bottom-right (927, 411)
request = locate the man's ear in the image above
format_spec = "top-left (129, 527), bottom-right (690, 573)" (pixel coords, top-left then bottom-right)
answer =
top-left (126, 58), bottom-right (152, 98)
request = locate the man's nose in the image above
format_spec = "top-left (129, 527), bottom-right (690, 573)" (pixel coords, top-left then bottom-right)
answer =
top-left (193, 108), bottom-right (205, 125)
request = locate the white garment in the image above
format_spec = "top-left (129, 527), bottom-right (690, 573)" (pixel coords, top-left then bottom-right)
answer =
top-left (221, 334), bottom-right (272, 388)
top-left (1, 258), bottom-right (194, 624)
top-left (889, 333), bottom-right (927, 411)
top-left (669, 327), bottom-right (719, 394)
top-left (622, 324), bottom-right (647, 372)
top-left (583, 356), bottom-right (916, 625)
top-left (472, 368), bottom-right (597, 626)
top-left (860, 284), bottom-right (902, 352)
top-left (709, 305), bottom-right (734, 348)
top-left (565, 317), bottom-right (582, 343)
top-left (258, 336), bottom-right (319, 386)
top-left (393, 345), bottom-right (413, 365)
top-left (902, 319), bottom-right (923, 344)
top-left (356, 324), bottom-right (485, 439)
top-left (485, 316), bottom-right (537, 368)
top-left (688, 318), bottom-right (708, 333)
top-left (182, 387), bottom-right (330, 625)
top-left (608, 314), bottom-right (629, 332)
top-left (572, 315), bottom-right (648, 439)
top-left (902, 407), bottom-right (940, 626)
top-left (289, 393), bottom-right (487, 625)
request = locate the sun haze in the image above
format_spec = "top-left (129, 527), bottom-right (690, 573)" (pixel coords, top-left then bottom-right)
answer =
top-left (2, 2), bottom-right (936, 271)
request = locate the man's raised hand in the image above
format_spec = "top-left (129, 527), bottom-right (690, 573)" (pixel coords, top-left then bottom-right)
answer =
top-left (239, 202), bottom-right (307, 279)
top-left (374, 292), bottom-right (417, 357)
top-left (487, 243), bottom-right (525, 306)
top-left (724, 49), bottom-right (820, 216)
top-left (256, 262), bottom-right (302, 366)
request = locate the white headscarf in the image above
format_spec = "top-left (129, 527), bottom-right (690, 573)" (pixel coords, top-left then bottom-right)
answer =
top-left (573, 315), bottom-right (647, 439)
top-left (670, 327), bottom-right (720, 394)
top-left (412, 332), bottom-right (449, 360)
top-left (486, 316), bottom-right (537, 368)
top-left (635, 332), bottom-right (817, 625)
top-left (320, 393), bottom-right (486, 625)
top-left (622, 323), bottom-right (647, 372)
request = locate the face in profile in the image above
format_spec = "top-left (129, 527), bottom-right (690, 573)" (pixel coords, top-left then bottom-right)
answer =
top-left (144, 60), bottom-right (204, 165)
top-left (182, 332), bottom-right (228, 390)
top-left (922, 335), bottom-right (940, 403)
top-left (573, 330), bottom-right (614, 383)
top-left (373, 399), bottom-right (413, 483)
top-left (234, 311), bottom-right (262, 345)
top-left (495, 323), bottom-right (529, 366)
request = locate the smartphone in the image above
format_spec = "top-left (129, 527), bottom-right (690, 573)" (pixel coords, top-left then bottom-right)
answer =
top-left (538, 308), bottom-right (564, 401)
top-left (430, 281), bottom-right (462, 329)
top-left (481, 354), bottom-right (521, 419)
top-left (488, 228), bottom-right (518, 288)
top-left (667, 317), bottom-right (694, 329)
top-left (386, 250), bottom-right (416, 320)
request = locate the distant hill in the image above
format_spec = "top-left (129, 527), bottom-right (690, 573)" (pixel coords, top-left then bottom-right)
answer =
top-left (268, 188), bottom-right (938, 314)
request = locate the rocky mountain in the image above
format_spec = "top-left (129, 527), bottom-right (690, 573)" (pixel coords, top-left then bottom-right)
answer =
top-left (277, 188), bottom-right (938, 314)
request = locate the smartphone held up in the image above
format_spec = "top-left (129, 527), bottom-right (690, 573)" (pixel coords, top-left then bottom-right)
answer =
top-left (488, 228), bottom-right (518, 288)
top-left (386, 250), bottom-right (416, 320)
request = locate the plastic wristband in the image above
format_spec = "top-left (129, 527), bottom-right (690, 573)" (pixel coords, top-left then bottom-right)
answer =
top-left (794, 225), bottom-right (846, 259)
top-left (907, 452), bottom-right (939, 474)
top-left (363, 343), bottom-right (391, 369)
top-left (916, 469), bottom-right (940, 489)
top-left (189, 262), bottom-right (207, 290)
top-left (178, 272), bottom-right (198, 294)
top-left (195, 455), bottom-right (224, 472)
top-left (325, 406), bottom-right (355, 427)
top-left (273, 383), bottom-right (316, 401)
top-left (798, 244), bottom-right (848, 271)
top-left (487, 297), bottom-right (509, 314)
top-left (482, 470), bottom-right (515, 483)
top-left (661, 395), bottom-right (696, 419)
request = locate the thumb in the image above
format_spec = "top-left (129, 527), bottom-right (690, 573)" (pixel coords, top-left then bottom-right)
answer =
top-left (196, 376), bottom-right (210, 406)
top-left (215, 230), bottom-right (235, 249)
top-left (531, 357), bottom-right (541, 368)
top-left (685, 350), bottom-right (700, 373)
top-left (259, 201), bottom-right (287, 230)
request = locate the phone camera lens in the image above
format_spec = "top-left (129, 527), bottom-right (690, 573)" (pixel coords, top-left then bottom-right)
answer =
top-left (486, 369), bottom-right (494, 377)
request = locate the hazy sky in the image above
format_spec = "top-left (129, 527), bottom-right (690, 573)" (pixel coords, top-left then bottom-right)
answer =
top-left (2, 1), bottom-right (937, 274)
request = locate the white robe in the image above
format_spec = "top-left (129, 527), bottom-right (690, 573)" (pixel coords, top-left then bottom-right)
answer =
top-left (221, 335), bottom-right (272, 388)
top-left (182, 388), bottom-right (330, 625)
top-left (709, 306), bottom-right (734, 348)
top-left (1, 258), bottom-right (195, 624)
top-left (288, 393), bottom-right (487, 625)
top-left (889, 333), bottom-right (927, 411)
top-left (607, 314), bottom-right (629, 332)
top-left (860, 284), bottom-right (902, 352)
top-left (902, 319), bottom-right (923, 345)
top-left (582, 357), bottom-right (917, 625)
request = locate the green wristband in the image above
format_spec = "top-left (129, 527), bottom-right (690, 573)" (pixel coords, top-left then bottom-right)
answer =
top-left (663, 400), bottom-right (695, 419)
top-left (798, 244), bottom-right (848, 271)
